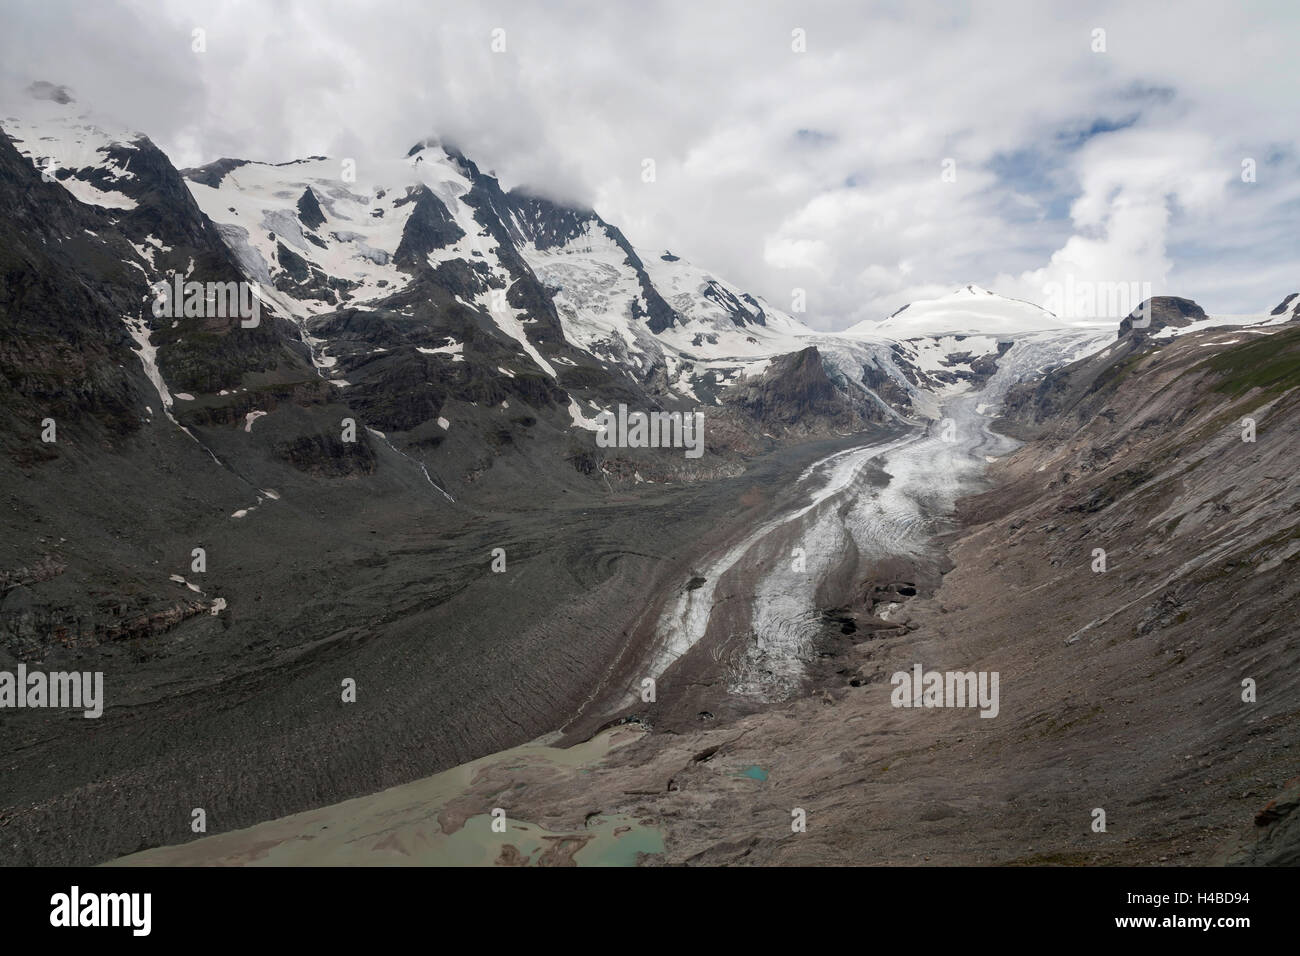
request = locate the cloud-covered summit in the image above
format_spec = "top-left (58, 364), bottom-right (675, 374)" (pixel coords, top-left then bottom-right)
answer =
top-left (2, 0), bottom-right (1295, 329)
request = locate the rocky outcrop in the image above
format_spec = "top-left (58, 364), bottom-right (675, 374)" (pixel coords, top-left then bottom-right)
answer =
top-left (392, 185), bottom-right (464, 266)
top-left (274, 431), bottom-right (378, 476)
top-left (179, 157), bottom-right (251, 189)
top-left (724, 346), bottom-right (887, 435)
top-left (1219, 778), bottom-right (1300, 865)
top-left (273, 240), bottom-right (357, 305)
top-left (296, 187), bottom-right (326, 231)
top-left (2, 592), bottom-right (213, 659)
top-left (1117, 295), bottom-right (1206, 339)
top-left (504, 188), bottom-right (682, 334)
top-left (0, 126), bottom-right (145, 453)
top-left (1268, 293), bottom-right (1298, 317)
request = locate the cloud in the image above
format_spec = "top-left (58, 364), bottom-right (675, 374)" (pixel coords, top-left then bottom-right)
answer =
top-left (1, 0), bottom-right (1295, 327)
top-left (996, 127), bottom-right (1232, 314)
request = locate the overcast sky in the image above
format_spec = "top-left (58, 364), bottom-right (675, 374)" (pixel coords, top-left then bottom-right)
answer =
top-left (2, 0), bottom-right (1297, 329)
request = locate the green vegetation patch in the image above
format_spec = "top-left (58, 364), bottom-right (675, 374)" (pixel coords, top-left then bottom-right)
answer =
top-left (1203, 326), bottom-right (1300, 396)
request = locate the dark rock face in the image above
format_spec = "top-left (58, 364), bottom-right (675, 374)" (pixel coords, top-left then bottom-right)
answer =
top-left (1117, 296), bottom-right (1206, 339)
top-left (414, 152), bottom-right (574, 363)
top-left (0, 126), bottom-right (146, 452)
top-left (724, 346), bottom-right (885, 434)
top-left (604, 223), bottom-right (680, 334)
top-left (296, 187), bottom-right (326, 231)
top-left (998, 335), bottom-right (1147, 437)
top-left (274, 431), bottom-right (377, 476)
top-left (276, 240), bottom-right (312, 282)
top-left (61, 134), bottom-right (315, 398)
top-left (733, 347), bottom-right (838, 422)
top-left (860, 359), bottom-right (912, 412)
top-left (178, 157), bottom-right (250, 188)
top-left (1268, 293), bottom-right (1299, 318)
top-left (703, 280), bottom-right (766, 328)
top-left (0, 109), bottom-right (352, 459)
top-left (501, 190), bottom-right (592, 251)
top-left (392, 185), bottom-right (464, 266)
top-left (502, 186), bottom-right (682, 335)
top-left (103, 138), bottom-right (225, 251)
top-left (273, 241), bottom-right (356, 306)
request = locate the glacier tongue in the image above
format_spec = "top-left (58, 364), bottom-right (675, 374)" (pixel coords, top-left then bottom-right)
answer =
top-left (641, 324), bottom-right (1115, 701)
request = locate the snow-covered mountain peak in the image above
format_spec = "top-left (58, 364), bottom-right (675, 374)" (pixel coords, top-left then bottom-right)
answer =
top-left (2, 82), bottom-right (148, 210)
top-left (844, 286), bottom-right (1070, 339)
top-left (0, 86), bottom-right (1129, 436)
top-left (169, 132), bottom-right (824, 403)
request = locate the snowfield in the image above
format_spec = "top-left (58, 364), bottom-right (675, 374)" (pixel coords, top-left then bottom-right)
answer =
top-left (844, 284), bottom-right (1108, 338)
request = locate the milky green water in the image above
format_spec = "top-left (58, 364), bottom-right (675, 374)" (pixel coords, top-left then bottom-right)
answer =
top-left (109, 726), bottom-right (665, 867)
top-left (440, 813), bottom-right (665, 866)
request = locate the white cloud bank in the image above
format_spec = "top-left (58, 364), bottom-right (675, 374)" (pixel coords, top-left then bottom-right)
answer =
top-left (1, 0), bottom-right (1295, 328)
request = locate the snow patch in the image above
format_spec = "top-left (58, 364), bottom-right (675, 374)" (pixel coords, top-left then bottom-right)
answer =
top-left (417, 340), bottom-right (465, 361)
top-left (567, 398), bottom-right (605, 432)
